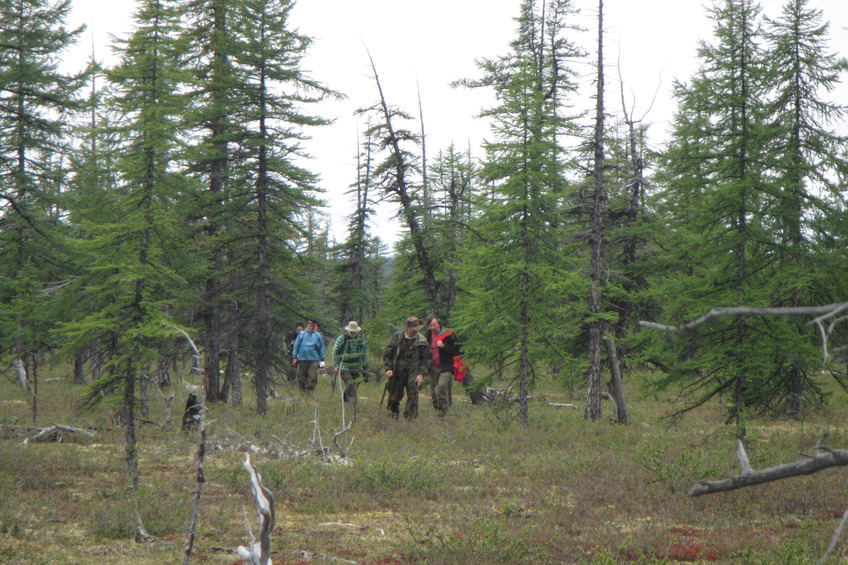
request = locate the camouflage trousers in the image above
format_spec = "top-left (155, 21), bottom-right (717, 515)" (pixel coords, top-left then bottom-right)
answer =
top-left (386, 372), bottom-right (419, 420)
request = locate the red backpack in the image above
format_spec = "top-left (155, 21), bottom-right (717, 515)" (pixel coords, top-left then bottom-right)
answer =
top-left (440, 330), bottom-right (466, 382)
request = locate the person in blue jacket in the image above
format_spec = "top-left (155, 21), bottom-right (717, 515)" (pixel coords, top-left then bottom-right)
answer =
top-left (292, 319), bottom-right (325, 392)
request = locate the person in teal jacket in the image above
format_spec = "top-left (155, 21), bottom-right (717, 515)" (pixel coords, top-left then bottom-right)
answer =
top-left (292, 319), bottom-right (325, 392)
top-left (332, 320), bottom-right (369, 406)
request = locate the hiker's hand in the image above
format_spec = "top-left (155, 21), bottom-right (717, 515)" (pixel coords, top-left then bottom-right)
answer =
top-left (385, 370), bottom-right (393, 379)
top-left (319, 361), bottom-right (325, 368)
top-left (293, 358), bottom-right (298, 365)
top-left (437, 340), bottom-right (444, 348)
top-left (416, 374), bottom-right (423, 388)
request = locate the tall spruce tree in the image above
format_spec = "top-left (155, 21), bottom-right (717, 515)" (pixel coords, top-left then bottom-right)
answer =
top-left (178, 0), bottom-right (243, 403)
top-left (454, 0), bottom-right (584, 424)
top-left (331, 129), bottom-right (386, 328)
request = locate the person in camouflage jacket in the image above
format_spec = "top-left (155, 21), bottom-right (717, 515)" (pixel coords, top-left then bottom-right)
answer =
top-left (382, 316), bottom-right (430, 420)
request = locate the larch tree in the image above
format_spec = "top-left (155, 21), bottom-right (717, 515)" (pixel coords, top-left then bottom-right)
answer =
top-left (331, 127), bottom-right (386, 328)
top-left (760, 0), bottom-right (848, 415)
top-left (455, 0), bottom-right (584, 425)
top-left (0, 0), bottom-right (86, 401)
top-left (647, 0), bottom-right (777, 437)
top-left (584, 0), bottom-right (608, 421)
top-left (178, 0), bottom-right (244, 404)
top-left (59, 0), bottom-right (191, 489)
top-left (227, 0), bottom-right (336, 415)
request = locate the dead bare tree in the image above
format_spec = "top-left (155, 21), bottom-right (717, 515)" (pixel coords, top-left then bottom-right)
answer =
top-left (604, 337), bottom-right (628, 423)
top-left (359, 50), bottom-right (446, 315)
top-left (165, 325), bottom-right (208, 565)
top-left (22, 424), bottom-right (96, 443)
top-left (689, 438), bottom-right (848, 497)
top-left (236, 454), bottom-right (275, 565)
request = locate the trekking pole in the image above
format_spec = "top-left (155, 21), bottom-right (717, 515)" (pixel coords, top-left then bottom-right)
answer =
top-left (379, 377), bottom-right (388, 408)
top-left (328, 366), bottom-right (338, 399)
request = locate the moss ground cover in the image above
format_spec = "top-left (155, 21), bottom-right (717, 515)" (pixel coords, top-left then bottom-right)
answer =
top-left (1, 368), bottom-right (847, 564)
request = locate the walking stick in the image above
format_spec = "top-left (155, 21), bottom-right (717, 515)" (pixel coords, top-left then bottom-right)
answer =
top-left (329, 366), bottom-right (338, 399)
top-left (379, 377), bottom-right (389, 408)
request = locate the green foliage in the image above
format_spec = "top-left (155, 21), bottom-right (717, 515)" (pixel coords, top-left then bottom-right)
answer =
top-left (453, 0), bottom-right (587, 425)
top-left (644, 0), bottom-right (848, 429)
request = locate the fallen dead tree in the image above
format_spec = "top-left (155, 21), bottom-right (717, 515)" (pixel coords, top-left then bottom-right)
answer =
top-left (689, 438), bottom-right (848, 497)
top-left (690, 438), bottom-right (848, 565)
top-left (21, 424), bottom-right (95, 443)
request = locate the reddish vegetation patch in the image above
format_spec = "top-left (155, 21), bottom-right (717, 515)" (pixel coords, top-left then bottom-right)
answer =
top-left (662, 526), bottom-right (722, 562)
top-left (667, 543), bottom-right (721, 562)
top-left (363, 558), bottom-right (408, 565)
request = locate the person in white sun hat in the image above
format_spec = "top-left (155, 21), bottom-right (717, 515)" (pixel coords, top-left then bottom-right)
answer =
top-left (332, 320), bottom-right (369, 410)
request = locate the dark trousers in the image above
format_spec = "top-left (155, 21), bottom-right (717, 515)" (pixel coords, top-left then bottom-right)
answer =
top-left (296, 361), bottom-right (318, 392)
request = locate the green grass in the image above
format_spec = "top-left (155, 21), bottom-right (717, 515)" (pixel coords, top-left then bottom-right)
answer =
top-left (1, 367), bottom-right (848, 564)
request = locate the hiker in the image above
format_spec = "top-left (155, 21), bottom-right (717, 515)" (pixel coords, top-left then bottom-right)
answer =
top-left (291, 319), bottom-right (325, 393)
top-left (285, 322), bottom-right (304, 382)
top-left (424, 314), bottom-right (462, 417)
top-left (382, 316), bottom-right (430, 420)
top-left (332, 320), bottom-right (369, 405)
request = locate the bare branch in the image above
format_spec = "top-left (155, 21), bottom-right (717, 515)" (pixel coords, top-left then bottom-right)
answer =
top-left (236, 454), bottom-right (275, 565)
top-left (640, 304), bottom-right (848, 332)
top-left (689, 444), bottom-right (848, 497)
top-left (23, 423), bottom-right (95, 443)
top-left (819, 507), bottom-right (848, 565)
top-left (639, 302), bottom-right (848, 363)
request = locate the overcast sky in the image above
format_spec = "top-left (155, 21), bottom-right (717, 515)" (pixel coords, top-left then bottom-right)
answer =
top-left (68, 0), bottom-right (848, 248)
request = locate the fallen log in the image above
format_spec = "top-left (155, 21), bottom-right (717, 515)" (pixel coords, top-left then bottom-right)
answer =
top-left (689, 439), bottom-right (848, 497)
top-left (23, 424), bottom-right (95, 444)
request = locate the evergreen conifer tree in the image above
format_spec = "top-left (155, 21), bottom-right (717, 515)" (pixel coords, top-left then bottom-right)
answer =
top-left (58, 0), bottom-right (191, 488)
top-left (454, 0), bottom-right (584, 424)
top-left (0, 0), bottom-right (86, 381)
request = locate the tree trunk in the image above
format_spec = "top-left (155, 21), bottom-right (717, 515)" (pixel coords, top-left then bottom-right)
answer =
top-left (585, 0), bottom-right (606, 421)
top-left (13, 357), bottom-right (27, 390)
top-left (604, 337), bottom-right (628, 424)
top-left (225, 345), bottom-right (242, 408)
top-left (253, 63), bottom-right (270, 416)
top-left (73, 352), bottom-right (86, 385)
top-left (203, 280), bottom-right (223, 403)
top-left (29, 355), bottom-right (38, 424)
top-left (123, 363), bottom-right (139, 490)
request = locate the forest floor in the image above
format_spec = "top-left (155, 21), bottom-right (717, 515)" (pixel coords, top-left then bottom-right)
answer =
top-left (2, 366), bottom-right (848, 564)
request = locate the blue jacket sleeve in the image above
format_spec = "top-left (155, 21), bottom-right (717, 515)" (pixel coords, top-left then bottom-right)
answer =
top-left (292, 332), bottom-right (303, 358)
